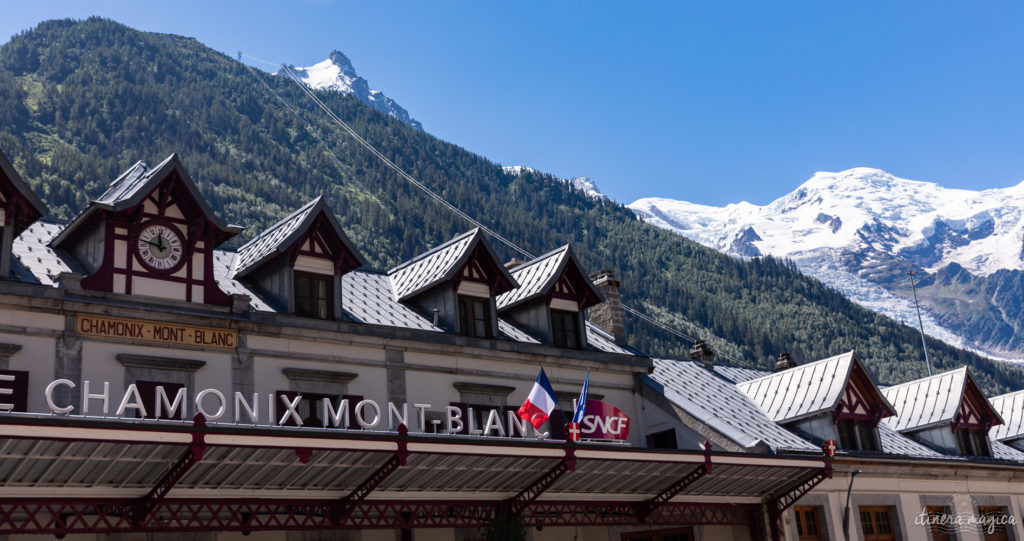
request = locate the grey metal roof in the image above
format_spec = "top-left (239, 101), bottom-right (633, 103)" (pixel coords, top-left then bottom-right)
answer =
top-left (212, 251), bottom-right (276, 312)
top-left (340, 271), bottom-right (442, 331)
top-left (680, 362), bottom-right (956, 459)
top-left (875, 422), bottom-right (944, 458)
top-left (233, 196), bottom-right (366, 279)
top-left (585, 323), bottom-right (638, 355)
top-left (51, 154), bottom-right (243, 248)
top-left (648, 358), bottom-right (817, 452)
top-left (0, 148), bottom-right (49, 220)
top-left (714, 365), bottom-right (770, 384)
top-left (991, 439), bottom-right (1024, 461)
top-left (736, 351), bottom-right (858, 423)
top-left (11, 220), bottom-right (81, 286)
top-left (990, 390), bottom-right (1024, 443)
top-left (496, 245), bottom-right (602, 311)
top-left (881, 367), bottom-right (969, 432)
top-left (387, 229), bottom-right (517, 301)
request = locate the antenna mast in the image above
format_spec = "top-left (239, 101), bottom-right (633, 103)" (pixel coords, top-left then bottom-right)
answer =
top-left (907, 269), bottom-right (933, 376)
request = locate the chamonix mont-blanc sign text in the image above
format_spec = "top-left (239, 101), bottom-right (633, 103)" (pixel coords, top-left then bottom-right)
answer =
top-left (6, 379), bottom-right (630, 442)
top-left (77, 315), bottom-right (238, 350)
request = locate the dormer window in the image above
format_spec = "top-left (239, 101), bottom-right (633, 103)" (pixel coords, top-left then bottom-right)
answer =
top-left (882, 366), bottom-right (1002, 458)
top-left (295, 271), bottom-right (333, 320)
top-left (496, 245), bottom-right (603, 349)
top-left (955, 427), bottom-right (991, 457)
top-left (458, 295), bottom-right (492, 338)
top-left (551, 309), bottom-right (580, 348)
top-left (836, 418), bottom-right (880, 452)
top-left (388, 229), bottom-right (517, 338)
top-left (233, 197), bottom-right (366, 321)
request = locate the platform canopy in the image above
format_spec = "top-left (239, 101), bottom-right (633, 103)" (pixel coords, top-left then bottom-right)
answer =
top-left (0, 414), bottom-right (828, 536)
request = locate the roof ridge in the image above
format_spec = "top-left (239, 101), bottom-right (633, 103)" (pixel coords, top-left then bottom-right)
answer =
top-left (508, 245), bottom-right (569, 275)
top-left (737, 350), bottom-right (855, 386)
top-left (388, 228), bottom-right (480, 275)
top-left (237, 197), bottom-right (321, 253)
top-left (883, 365), bottom-right (969, 391)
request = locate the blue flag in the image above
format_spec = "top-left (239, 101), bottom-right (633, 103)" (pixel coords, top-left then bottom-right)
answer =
top-left (571, 369), bottom-right (589, 424)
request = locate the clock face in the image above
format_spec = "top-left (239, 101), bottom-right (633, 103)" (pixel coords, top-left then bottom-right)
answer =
top-left (136, 223), bottom-right (184, 271)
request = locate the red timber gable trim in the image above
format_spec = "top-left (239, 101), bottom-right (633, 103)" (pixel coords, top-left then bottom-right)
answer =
top-left (79, 169), bottom-right (232, 306)
top-left (546, 257), bottom-right (602, 311)
top-left (953, 376), bottom-right (1002, 431)
top-left (285, 212), bottom-right (362, 275)
top-left (834, 361), bottom-right (893, 425)
top-left (0, 158), bottom-right (46, 236)
top-left (453, 243), bottom-right (515, 297)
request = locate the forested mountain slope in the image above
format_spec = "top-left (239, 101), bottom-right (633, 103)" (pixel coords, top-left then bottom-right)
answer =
top-left (1, 18), bottom-right (1021, 393)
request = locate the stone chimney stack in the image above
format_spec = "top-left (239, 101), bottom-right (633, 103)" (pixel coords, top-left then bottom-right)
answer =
top-left (588, 270), bottom-right (628, 345)
top-left (690, 340), bottom-right (714, 371)
top-left (774, 352), bottom-right (798, 372)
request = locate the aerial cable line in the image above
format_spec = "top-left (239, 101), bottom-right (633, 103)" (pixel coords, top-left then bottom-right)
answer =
top-left (240, 54), bottom-right (748, 367)
top-left (240, 57), bottom-right (396, 220)
top-left (276, 63), bottom-right (533, 260)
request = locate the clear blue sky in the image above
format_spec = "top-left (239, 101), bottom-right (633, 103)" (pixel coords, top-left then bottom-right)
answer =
top-left (3, 1), bottom-right (1024, 206)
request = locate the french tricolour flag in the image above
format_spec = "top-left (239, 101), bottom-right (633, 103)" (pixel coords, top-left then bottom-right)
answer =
top-left (517, 368), bottom-right (559, 429)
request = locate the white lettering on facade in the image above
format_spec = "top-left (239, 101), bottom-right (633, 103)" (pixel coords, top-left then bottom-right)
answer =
top-left (446, 405), bottom-right (463, 434)
top-left (234, 392), bottom-right (258, 424)
top-left (81, 380), bottom-right (110, 415)
top-left (0, 374), bottom-right (15, 411)
top-left (278, 394), bottom-right (302, 426)
top-left (356, 399), bottom-right (381, 429)
top-left (45, 379), bottom-right (75, 414)
top-left (195, 389), bottom-right (226, 421)
top-left (115, 384), bottom-right (147, 418)
top-left (157, 386), bottom-right (187, 419)
top-left (323, 397), bottom-right (350, 428)
top-left (30, 379), bottom-right (625, 443)
top-left (388, 402), bottom-right (407, 430)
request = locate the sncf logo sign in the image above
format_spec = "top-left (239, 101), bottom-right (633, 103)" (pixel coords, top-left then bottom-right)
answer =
top-left (0, 370), bottom-right (28, 412)
top-left (577, 400), bottom-right (630, 441)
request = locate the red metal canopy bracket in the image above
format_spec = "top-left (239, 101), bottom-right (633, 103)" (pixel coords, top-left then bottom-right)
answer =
top-left (329, 424), bottom-right (409, 525)
top-left (506, 444), bottom-right (576, 516)
top-left (129, 413), bottom-right (207, 527)
top-left (766, 467), bottom-right (828, 541)
top-left (634, 440), bottom-right (712, 522)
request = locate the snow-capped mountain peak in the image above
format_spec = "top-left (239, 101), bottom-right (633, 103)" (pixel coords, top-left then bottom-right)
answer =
top-left (630, 167), bottom-right (1024, 361)
top-left (502, 166), bottom-right (607, 200)
top-left (279, 51), bottom-right (422, 130)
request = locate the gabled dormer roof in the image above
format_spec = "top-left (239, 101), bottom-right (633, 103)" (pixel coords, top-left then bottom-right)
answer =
top-left (387, 228), bottom-right (517, 302)
top-left (0, 148), bottom-right (49, 234)
top-left (882, 367), bottom-right (1003, 433)
top-left (51, 154), bottom-right (243, 249)
top-left (990, 390), bottom-right (1024, 442)
top-left (496, 245), bottom-right (603, 311)
top-left (736, 351), bottom-right (896, 424)
top-left (232, 196), bottom-right (366, 279)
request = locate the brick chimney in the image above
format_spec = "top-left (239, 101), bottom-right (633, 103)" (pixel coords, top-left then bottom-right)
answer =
top-left (774, 352), bottom-right (798, 372)
top-left (588, 270), bottom-right (627, 345)
top-left (690, 340), bottom-right (714, 371)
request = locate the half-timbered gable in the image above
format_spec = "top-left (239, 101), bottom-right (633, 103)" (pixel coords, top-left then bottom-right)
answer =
top-left (0, 149), bottom-right (48, 279)
top-left (737, 351), bottom-right (896, 452)
top-left (49, 154), bottom-right (243, 306)
top-left (496, 245), bottom-right (603, 349)
top-left (388, 228), bottom-right (517, 339)
top-left (883, 367), bottom-right (1003, 456)
top-left (233, 196), bottom-right (365, 319)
